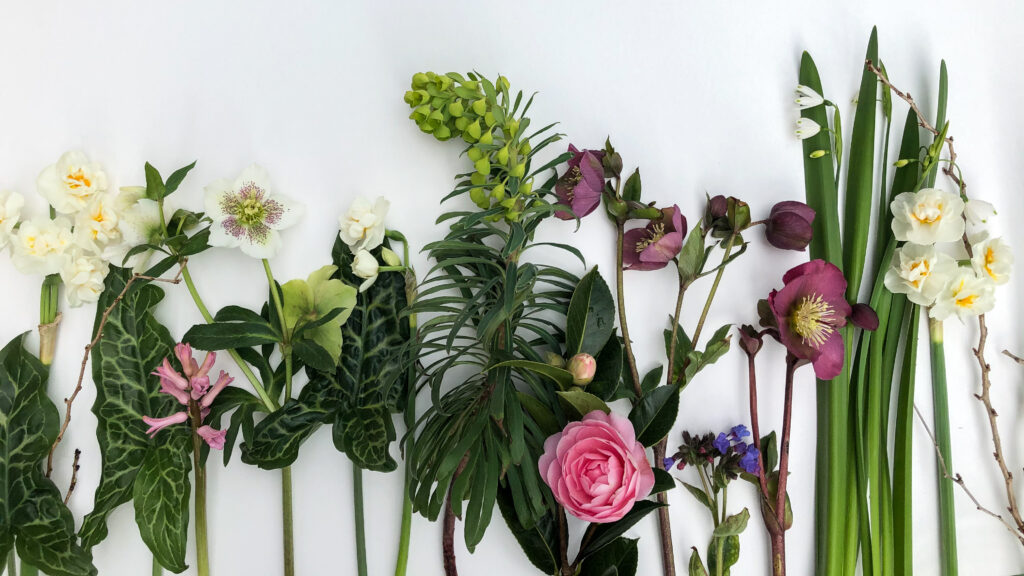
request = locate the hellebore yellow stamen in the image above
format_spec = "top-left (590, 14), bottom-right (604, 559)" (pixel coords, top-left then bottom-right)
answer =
top-left (635, 222), bottom-right (666, 252)
top-left (790, 293), bottom-right (836, 348)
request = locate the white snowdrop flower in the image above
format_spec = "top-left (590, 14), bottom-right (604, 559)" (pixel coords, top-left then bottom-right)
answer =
top-left (971, 236), bottom-right (1012, 286)
top-left (795, 85), bottom-right (825, 110)
top-left (11, 216), bottom-right (74, 275)
top-left (0, 190), bottom-right (25, 249)
top-left (795, 118), bottom-right (821, 140)
top-left (60, 250), bottom-right (109, 307)
top-left (964, 198), bottom-right (997, 227)
top-left (37, 150), bottom-right (109, 214)
top-left (883, 243), bottom-right (959, 306)
top-left (929, 268), bottom-right (995, 321)
top-left (204, 164), bottom-right (304, 259)
top-left (351, 249), bottom-right (379, 292)
top-left (890, 188), bottom-right (965, 245)
top-left (339, 196), bottom-right (390, 252)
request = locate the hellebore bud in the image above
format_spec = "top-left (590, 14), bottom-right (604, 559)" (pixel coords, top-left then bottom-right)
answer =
top-left (764, 200), bottom-right (815, 251)
top-left (566, 353), bottom-right (597, 386)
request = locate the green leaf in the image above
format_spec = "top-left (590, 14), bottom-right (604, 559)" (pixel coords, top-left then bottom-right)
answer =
top-left (133, 433), bottom-right (191, 573)
top-left (0, 335), bottom-right (98, 576)
top-left (291, 338), bottom-right (335, 373)
top-left (565, 267), bottom-right (615, 356)
top-left (490, 360), bottom-right (574, 390)
top-left (144, 162), bottom-right (165, 200)
top-left (496, 485), bottom-right (558, 574)
top-left (622, 168), bottom-right (642, 202)
top-left (80, 268), bottom-right (179, 552)
top-left (689, 548), bottom-right (709, 576)
top-left (640, 366), bottom-right (663, 396)
top-left (579, 537), bottom-right (639, 576)
top-left (664, 326), bottom-right (692, 383)
top-left (587, 332), bottom-right (623, 401)
top-left (628, 385), bottom-right (680, 447)
top-left (681, 481), bottom-right (713, 512)
top-left (677, 228), bottom-right (706, 287)
top-left (706, 535), bottom-right (740, 576)
top-left (798, 52), bottom-right (842, 268)
top-left (183, 319), bottom-right (281, 350)
top-left (163, 161), bottom-right (196, 197)
top-left (517, 392), bottom-right (560, 437)
top-left (759, 431), bottom-right (778, 474)
top-left (243, 238), bottom-right (409, 472)
top-left (650, 468), bottom-right (675, 495)
top-left (713, 508), bottom-right (750, 538)
top-left (683, 324), bottom-right (732, 384)
top-left (556, 389), bottom-right (611, 420)
top-left (579, 501), bottom-right (664, 560)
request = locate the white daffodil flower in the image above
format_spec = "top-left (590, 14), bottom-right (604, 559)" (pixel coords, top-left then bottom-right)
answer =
top-left (114, 186), bottom-right (166, 271)
top-left (351, 249), bottom-right (380, 292)
top-left (890, 188), bottom-right (965, 245)
top-left (204, 164), bottom-right (304, 259)
top-left (60, 250), bottom-right (109, 307)
top-left (74, 192), bottom-right (124, 258)
top-left (339, 196), bottom-right (390, 252)
top-left (795, 118), bottom-right (821, 140)
top-left (0, 190), bottom-right (25, 249)
top-left (11, 216), bottom-right (74, 275)
top-left (964, 198), bottom-right (997, 227)
top-left (971, 236), bottom-right (1012, 285)
top-left (37, 150), bottom-right (109, 214)
top-left (929, 268), bottom-right (995, 321)
top-left (795, 85), bottom-right (825, 110)
top-left (883, 243), bottom-right (958, 306)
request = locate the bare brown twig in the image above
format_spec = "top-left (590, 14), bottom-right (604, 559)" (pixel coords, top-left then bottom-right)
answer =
top-left (45, 267), bottom-right (184, 479)
top-left (64, 448), bottom-right (81, 505)
top-left (1003, 350), bottom-right (1024, 365)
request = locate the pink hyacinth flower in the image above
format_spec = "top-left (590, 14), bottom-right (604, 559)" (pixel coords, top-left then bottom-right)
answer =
top-left (142, 412), bottom-right (189, 437)
top-left (201, 371), bottom-right (235, 408)
top-left (174, 343), bottom-right (200, 378)
top-left (190, 375), bottom-right (211, 400)
top-left (154, 358), bottom-right (189, 391)
top-left (197, 426), bottom-right (228, 450)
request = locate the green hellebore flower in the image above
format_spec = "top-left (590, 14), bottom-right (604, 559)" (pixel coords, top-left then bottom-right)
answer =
top-left (281, 265), bottom-right (358, 366)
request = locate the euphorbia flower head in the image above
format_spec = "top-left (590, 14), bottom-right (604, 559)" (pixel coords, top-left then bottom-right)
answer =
top-left (555, 145), bottom-right (605, 220)
top-left (143, 344), bottom-right (234, 449)
top-left (766, 260), bottom-right (877, 380)
top-left (623, 205), bottom-right (686, 271)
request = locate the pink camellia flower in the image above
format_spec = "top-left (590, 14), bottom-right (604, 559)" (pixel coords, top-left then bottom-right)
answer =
top-left (538, 410), bottom-right (655, 523)
top-left (566, 353), bottom-right (597, 386)
top-left (142, 343), bottom-right (233, 449)
top-left (766, 260), bottom-right (878, 380)
top-left (623, 205), bottom-right (686, 271)
top-left (555, 145), bottom-right (606, 220)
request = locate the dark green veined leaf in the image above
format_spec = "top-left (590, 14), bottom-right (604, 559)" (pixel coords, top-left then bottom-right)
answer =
top-left (200, 387), bottom-right (263, 467)
top-left (578, 501), bottom-right (664, 560)
top-left (628, 385), bottom-right (680, 447)
top-left (80, 268), bottom-right (179, 551)
top-left (133, 432), bottom-right (191, 573)
top-left (0, 335), bottom-right (97, 576)
top-left (579, 537), bottom-right (639, 576)
top-left (496, 485), bottom-right (558, 574)
top-left (555, 389), bottom-right (610, 420)
top-left (182, 318), bottom-right (281, 350)
top-left (587, 332), bottom-right (623, 401)
top-left (565, 267), bottom-right (615, 356)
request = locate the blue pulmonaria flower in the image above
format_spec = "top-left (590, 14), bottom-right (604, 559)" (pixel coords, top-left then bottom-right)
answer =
top-left (739, 445), bottom-right (760, 475)
top-left (729, 424), bottom-right (750, 442)
top-left (713, 433), bottom-right (730, 455)
top-left (734, 442), bottom-right (749, 456)
top-left (663, 457), bottom-right (676, 470)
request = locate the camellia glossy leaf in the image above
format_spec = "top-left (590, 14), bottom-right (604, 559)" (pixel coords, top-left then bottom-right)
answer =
top-left (0, 334), bottom-right (98, 576)
top-left (242, 238), bottom-right (408, 472)
top-left (578, 500), bottom-right (664, 561)
top-left (628, 385), bottom-right (680, 447)
top-left (565, 266), bottom-right (615, 357)
top-left (80, 269), bottom-right (183, 559)
top-left (585, 332), bottom-right (623, 401)
top-left (650, 468), bottom-right (675, 495)
top-left (496, 486), bottom-right (558, 574)
top-left (579, 537), bottom-right (639, 576)
top-left (555, 389), bottom-right (611, 420)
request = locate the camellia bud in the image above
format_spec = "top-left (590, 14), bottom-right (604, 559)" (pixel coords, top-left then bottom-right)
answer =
top-left (764, 200), bottom-right (815, 251)
top-left (566, 353), bottom-right (597, 386)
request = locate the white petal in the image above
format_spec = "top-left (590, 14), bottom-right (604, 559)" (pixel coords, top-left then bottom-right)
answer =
top-left (268, 193), bottom-right (305, 231)
top-left (204, 179), bottom-right (234, 219)
top-left (207, 220), bottom-right (241, 249)
top-left (234, 164), bottom-right (273, 193)
top-left (239, 229), bottom-right (281, 259)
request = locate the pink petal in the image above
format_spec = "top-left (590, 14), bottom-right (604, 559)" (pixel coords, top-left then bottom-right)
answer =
top-left (142, 412), bottom-right (189, 437)
top-left (200, 371), bottom-right (235, 408)
top-left (197, 425), bottom-right (227, 450)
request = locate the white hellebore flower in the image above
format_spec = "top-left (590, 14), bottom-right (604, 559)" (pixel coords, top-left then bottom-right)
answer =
top-left (971, 236), bottom-right (1012, 285)
top-left (339, 196), bottom-right (390, 252)
top-left (929, 268), bottom-right (995, 321)
top-left (0, 190), bottom-right (25, 249)
top-left (883, 243), bottom-right (958, 306)
top-left (795, 85), bottom-right (825, 110)
top-left (60, 250), bottom-right (109, 307)
top-left (351, 249), bottom-right (379, 292)
top-left (204, 165), bottom-right (304, 259)
top-left (37, 150), bottom-right (109, 214)
top-left (118, 188), bottom-right (166, 272)
top-left (890, 188), bottom-right (965, 245)
top-left (11, 217), bottom-right (74, 275)
top-left (964, 198), bottom-right (997, 227)
top-left (794, 118), bottom-right (821, 140)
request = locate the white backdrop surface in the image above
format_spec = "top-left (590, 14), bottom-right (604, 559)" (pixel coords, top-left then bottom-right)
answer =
top-left (1, 1), bottom-right (1023, 574)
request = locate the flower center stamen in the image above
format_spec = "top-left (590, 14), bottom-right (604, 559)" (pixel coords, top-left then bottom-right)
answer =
top-left (635, 223), bottom-right (666, 252)
top-left (790, 293), bottom-right (836, 349)
top-left (912, 202), bottom-right (943, 224)
top-left (984, 246), bottom-right (997, 279)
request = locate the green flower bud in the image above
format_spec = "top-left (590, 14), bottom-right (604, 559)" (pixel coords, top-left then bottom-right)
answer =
top-left (491, 182), bottom-right (505, 202)
top-left (478, 129), bottom-right (493, 145)
top-left (518, 180), bottom-right (533, 196)
top-left (545, 351), bottom-right (564, 368)
top-left (454, 116), bottom-right (470, 132)
top-left (507, 119), bottom-right (520, 137)
top-left (484, 111), bottom-right (496, 127)
top-left (809, 149), bottom-right (828, 159)
top-left (470, 187), bottom-right (489, 208)
top-left (466, 120), bottom-right (482, 141)
top-left (433, 125), bottom-right (451, 141)
top-left (410, 105), bottom-right (430, 124)
top-left (496, 145), bottom-right (510, 166)
top-left (894, 158), bottom-right (910, 168)
top-left (462, 80), bottom-right (479, 91)
top-left (467, 147), bottom-right (484, 162)
top-left (510, 163), bottom-right (525, 179)
top-left (474, 157), bottom-right (491, 175)
top-left (448, 100), bottom-right (464, 117)
top-left (470, 172), bottom-right (487, 186)
top-left (381, 247), bottom-right (402, 267)
top-left (411, 72), bottom-right (430, 89)
top-left (472, 98), bottom-right (487, 116)
top-left (519, 139), bottom-right (532, 155)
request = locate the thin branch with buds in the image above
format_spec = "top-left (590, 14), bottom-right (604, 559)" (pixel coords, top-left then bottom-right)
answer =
top-left (1002, 350), bottom-right (1024, 366)
top-left (64, 448), bottom-right (82, 505)
top-left (45, 267), bottom-right (184, 478)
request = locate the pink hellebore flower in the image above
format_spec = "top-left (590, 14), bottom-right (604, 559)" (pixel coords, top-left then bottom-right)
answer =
top-left (538, 410), bottom-right (654, 523)
top-left (555, 145), bottom-right (606, 220)
top-left (623, 205), bottom-right (687, 271)
top-left (143, 343), bottom-right (233, 450)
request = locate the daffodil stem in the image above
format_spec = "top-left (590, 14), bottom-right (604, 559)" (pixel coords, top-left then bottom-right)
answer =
top-left (38, 274), bottom-right (61, 365)
top-left (395, 236), bottom-right (416, 576)
top-left (353, 465), bottom-right (369, 576)
top-left (929, 318), bottom-right (958, 575)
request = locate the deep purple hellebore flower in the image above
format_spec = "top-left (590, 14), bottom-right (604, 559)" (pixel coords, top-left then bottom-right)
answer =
top-left (767, 260), bottom-right (878, 380)
top-left (765, 201), bottom-right (815, 251)
top-left (623, 205), bottom-right (686, 271)
top-left (555, 145), bottom-right (605, 220)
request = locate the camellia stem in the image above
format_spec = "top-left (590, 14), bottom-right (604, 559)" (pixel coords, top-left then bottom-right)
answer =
top-left (928, 318), bottom-right (958, 575)
top-left (353, 465), bottom-right (368, 576)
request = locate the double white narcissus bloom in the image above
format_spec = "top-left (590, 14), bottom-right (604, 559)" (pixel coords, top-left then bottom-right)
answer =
top-left (971, 236), bottom-right (1013, 285)
top-left (0, 190), bottom-right (24, 249)
top-left (37, 150), bottom-right (109, 214)
top-left (890, 188), bottom-right (965, 245)
top-left (74, 192), bottom-right (125, 261)
top-left (60, 251), bottom-right (109, 307)
top-left (884, 243), bottom-right (959, 306)
top-left (339, 196), bottom-right (389, 252)
top-left (205, 164), bottom-right (304, 258)
top-left (352, 249), bottom-right (379, 292)
top-left (11, 216), bottom-right (74, 275)
top-left (929, 268), bottom-right (996, 321)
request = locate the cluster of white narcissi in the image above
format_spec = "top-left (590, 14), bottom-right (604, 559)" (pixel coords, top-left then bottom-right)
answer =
top-left (0, 151), bottom-right (163, 307)
top-left (884, 188), bottom-right (1011, 321)
top-left (794, 85), bottom-right (825, 139)
top-left (338, 196), bottom-right (392, 292)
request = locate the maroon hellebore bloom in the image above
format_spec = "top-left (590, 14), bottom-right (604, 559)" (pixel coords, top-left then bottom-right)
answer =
top-left (623, 205), bottom-right (686, 271)
top-left (767, 260), bottom-right (877, 379)
top-left (555, 145), bottom-right (605, 220)
top-left (765, 201), bottom-right (815, 251)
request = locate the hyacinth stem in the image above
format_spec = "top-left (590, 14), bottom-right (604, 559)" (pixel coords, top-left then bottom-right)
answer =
top-left (929, 318), bottom-right (958, 575)
top-left (188, 392), bottom-right (211, 576)
top-left (395, 237), bottom-right (416, 576)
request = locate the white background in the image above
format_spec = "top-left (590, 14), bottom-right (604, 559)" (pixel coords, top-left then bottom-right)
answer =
top-left (2, 2), bottom-right (1023, 574)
